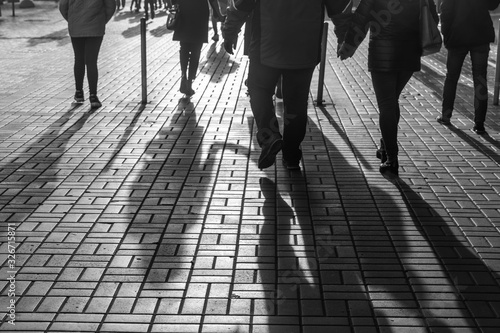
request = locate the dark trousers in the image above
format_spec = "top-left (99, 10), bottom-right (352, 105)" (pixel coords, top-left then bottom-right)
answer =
top-left (371, 70), bottom-right (414, 160)
top-left (179, 42), bottom-right (202, 81)
top-left (247, 57), bottom-right (315, 162)
top-left (442, 44), bottom-right (490, 124)
top-left (71, 37), bottom-right (103, 96)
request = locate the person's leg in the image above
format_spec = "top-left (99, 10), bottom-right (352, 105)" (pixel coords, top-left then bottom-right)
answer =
top-left (84, 36), bottom-right (104, 96)
top-left (371, 70), bottom-right (413, 172)
top-left (179, 42), bottom-right (190, 93)
top-left (247, 57), bottom-right (282, 168)
top-left (71, 37), bottom-right (86, 94)
top-left (470, 43), bottom-right (490, 132)
top-left (247, 58), bottom-right (282, 146)
top-left (440, 47), bottom-right (468, 122)
top-left (281, 67), bottom-right (315, 167)
top-left (186, 42), bottom-right (202, 96)
top-left (187, 43), bottom-right (202, 81)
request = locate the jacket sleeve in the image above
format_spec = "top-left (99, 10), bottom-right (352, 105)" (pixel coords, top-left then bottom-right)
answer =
top-left (488, 0), bottom-right (500, 10)
top-left (440, 0), bottom-right (453, 40)
top-left (104, 0), bottom-right (116, 23)
top-left (222, 0), bottom-right (254, 42)
top-left (59, 0), bottom-right (69, 21)
top-left (342, 0), bottom-right (374, 54)
top-left (325, 0), bottom-right (354, 44)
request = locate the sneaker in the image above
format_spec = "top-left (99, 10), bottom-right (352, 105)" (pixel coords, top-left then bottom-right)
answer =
top-left (258, 135), bottom-right (283, 169)
top-left (472, 123), bottom-right (486, 134)
top-left (89, 95), bottom-right (102, 109)
top-left (282, 158), bottom-right (300, 171)
top-left (74, 90), bottom-right (84, 103)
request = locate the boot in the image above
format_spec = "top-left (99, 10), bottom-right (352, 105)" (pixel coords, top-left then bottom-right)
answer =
top-left (179, 76), bottom-right (187, 94)
top-left (186, 79), bottom-right (195, 97)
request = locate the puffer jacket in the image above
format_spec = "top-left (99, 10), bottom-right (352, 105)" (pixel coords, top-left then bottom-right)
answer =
top-left (222, 0), bottom-right (353, 69)
top-left (59, 0), bottom-right (116, 38)
top-left (343, 0), bottom-right (439, 72)
top-left (441, 0), bottom-right (500, 48)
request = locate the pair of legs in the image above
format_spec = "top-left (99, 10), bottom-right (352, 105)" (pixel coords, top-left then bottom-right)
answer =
top-left (179, 41), bottom-right (202, 95)
top-left (71, 36), bottom-right (103, 97)
top-left (371, 70), bottom-right (414, 167)
top-left (247, 57), bottom-right (315, 167)
top-left (441, 44), bottom-right (489, 129)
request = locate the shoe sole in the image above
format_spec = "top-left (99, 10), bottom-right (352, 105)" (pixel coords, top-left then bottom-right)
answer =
top-left (258, 139), bottom-right (283, 169)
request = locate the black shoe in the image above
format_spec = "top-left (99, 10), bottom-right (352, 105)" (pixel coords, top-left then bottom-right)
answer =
top-left (379, 160), bottom-right (399, 177)
top-left (472, 123), bottom-right (486, 134)
top-left (74, 90), bottom-right (84, 103)
top-left (89, 95), bottom-right (102, 109)
top-left (258, 136), bottom-right (283, 169)
top-left (282, 158), bottom-right (300, 171)
top-left (375, 138), bottom-right (387, 163)
top-left (436, 115), bottom-right (451, 125)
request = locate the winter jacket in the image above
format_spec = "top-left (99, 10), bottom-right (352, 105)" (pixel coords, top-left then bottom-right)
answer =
top-left (222, 0), bottom-right (353, 69)
top-left (440, 0), bottom-right (500, 48)
top-left (173, 0), bottom-right (210, 44)
top-left (343, 0), bottom-right (439, 72)
top-left (59, 0), bottom-right (116, 38)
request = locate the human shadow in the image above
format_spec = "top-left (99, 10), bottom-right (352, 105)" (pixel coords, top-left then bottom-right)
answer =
top-left (0, 105), bottom-right (93, 220)
top-left (198, 42), bottom-right (240, 83)
top-left (445, 124), bottom-right (500, 165)
top-left (26, 29), bottom-right (71, 47)
top-left (254, 101), bottom-right (500, 331)
top-left (392, 177), bottom-right (500, 332)
top-left (102, 103), bottom-right (146, 173)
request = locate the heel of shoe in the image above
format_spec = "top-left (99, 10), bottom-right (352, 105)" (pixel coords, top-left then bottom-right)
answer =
top-left (379, 160), bottom-right (399, 176)
top-left (376, 138), bottom-right (387, 163)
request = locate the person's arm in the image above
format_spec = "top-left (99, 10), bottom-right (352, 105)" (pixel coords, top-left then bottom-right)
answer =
top-left (221, 0), bottom-right (255, 54)
top-left (337, 0), bottom-right (374, 60)
top-left (440, 0), bottom-right (453, 40)
top-left (59, 0), bottom-right (69, 21)
top-left (488, 0), bottom-right (500, 11)
top-left (104, 0), bottom-right (117, 23)
top-left (325, 0), bottom-right (353, 46)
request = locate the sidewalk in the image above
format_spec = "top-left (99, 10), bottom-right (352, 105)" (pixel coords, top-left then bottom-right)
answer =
top-left (1, 2), bottom-right (500, 333)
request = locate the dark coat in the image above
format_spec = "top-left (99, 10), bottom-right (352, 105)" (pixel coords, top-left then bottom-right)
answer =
top-left (59, 0), bottom-right (116, 37)
top-left (173, 0), bottom-right (210, 44)
top-left (223, 0), bottom-right (352, 69)
top-left (344, 0), bottom-right (439, 72)
top-left (440, 0), bottom-right (500, 48)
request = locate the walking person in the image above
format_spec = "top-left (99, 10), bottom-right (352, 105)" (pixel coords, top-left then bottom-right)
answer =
top-left (209, 0), bottom-right (227, 41)
top-left (173, 0), bottom-right (222, 97)
top-left (436, 0), bottom-right (500, 134)
top-left (222, 0), bottom-right (353, 170)
top-left (338, 0), bottom-right (439, 177)
top-left (59, 0), bottom-right (116, 109)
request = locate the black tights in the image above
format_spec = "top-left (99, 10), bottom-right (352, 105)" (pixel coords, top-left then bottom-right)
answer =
top-left (179, 42), bottom-right (202, 80)
top-left (71, 36), bottom-right (103, 95)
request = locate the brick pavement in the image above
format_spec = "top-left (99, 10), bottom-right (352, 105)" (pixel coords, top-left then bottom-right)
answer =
top-left (1, 1), bottom-right (500, 332)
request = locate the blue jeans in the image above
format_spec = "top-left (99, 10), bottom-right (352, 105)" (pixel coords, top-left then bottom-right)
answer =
top-left (247, 57), bottom-right (315, 162)
top-left (371, 70), bottom-right (414, 160)
top-left (442, 44), bottom-right (490, 124)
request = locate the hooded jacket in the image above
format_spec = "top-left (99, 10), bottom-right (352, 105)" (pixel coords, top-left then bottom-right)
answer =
top-left (342, 0), bottom-right (439, 72)
top-left (223, 0), bottom-right (353, 69)
top-left (59, 0), bottom-right (116, 38)
top-left (440, 0), bottom-right (500, 48)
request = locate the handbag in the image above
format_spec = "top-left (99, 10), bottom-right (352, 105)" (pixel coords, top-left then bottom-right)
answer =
top-left (420, 0), bottom-right (442, 56)
top-left (166, 4), bottom-right (180, 31)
